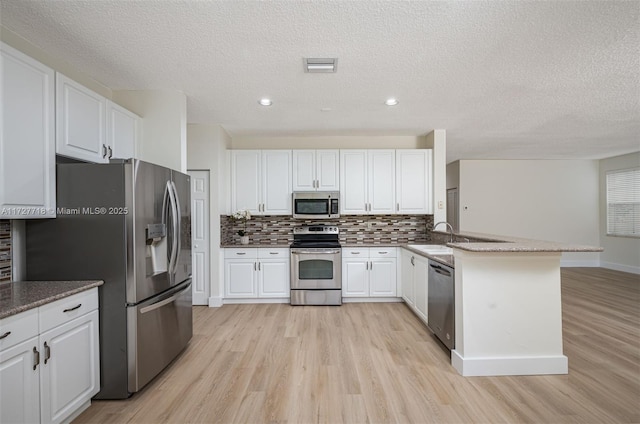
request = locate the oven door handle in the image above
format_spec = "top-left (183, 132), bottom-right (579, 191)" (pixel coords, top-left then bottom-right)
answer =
top-left (291, 249), bottom-right (341, 255)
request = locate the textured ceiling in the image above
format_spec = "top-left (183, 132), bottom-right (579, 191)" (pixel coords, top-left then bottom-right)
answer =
top-left (1, 0), bottom-right (639, 162)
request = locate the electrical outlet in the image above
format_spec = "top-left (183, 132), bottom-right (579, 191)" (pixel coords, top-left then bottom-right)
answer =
top-left (262, 223), bottom-right (268, 230)
top-left (438, 200), bottom-right (444, 209)
top-left (367, 222), bottom-right (372, 229)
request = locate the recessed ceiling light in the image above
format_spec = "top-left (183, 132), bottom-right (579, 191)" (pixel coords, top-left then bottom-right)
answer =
top-left (258, 98), bottom-right (272, 106)
top-left (385, 98), bottom-right (399, 106)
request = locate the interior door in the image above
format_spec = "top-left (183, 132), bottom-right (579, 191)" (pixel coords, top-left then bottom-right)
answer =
top-left (189, 170), bottom-right (210, 305)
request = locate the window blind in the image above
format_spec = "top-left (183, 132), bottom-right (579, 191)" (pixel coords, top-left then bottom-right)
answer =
top-left (606, 167), bottom-right (640, 237)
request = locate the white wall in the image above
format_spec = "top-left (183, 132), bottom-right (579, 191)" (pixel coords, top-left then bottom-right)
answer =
top-left (187, 124), bottom-right (231, 306)
top-left (599, 152), bottom-right (640, 274)
top-left (113, 90), bottom-right (187, 172)
top-left (457, 160), bottom-right (600, 266)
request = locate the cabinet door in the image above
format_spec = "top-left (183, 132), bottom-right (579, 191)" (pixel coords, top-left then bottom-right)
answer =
top-left (262, 150), bottom-right (292, 215)
top-left (396, 149), bottom-right (432, 214)
top-left (292, 150), bottom-right (316, 191)
top-left (259, 259), bottom-right (290, 297)
top-left (342, 259), bottom-right (369, 297)
top-left (400, 250), bottom-right (415, 306)
top-left (368, 150), bottom-right (396, 214)
top-left (225, 259), bottom-right (258, 298)
top-left (56, 73), bottom-right (107, 163)
top-left (40, 310), bottom-right (99, 424)
top-left (413, 256), bottom-right (429, 322)
top-left (370, 257), bottom-right (397, 297)
top-left (1, 43), bottom-right (56, 218)
top-left (316, 150), bottom-right (339, 191)
top-left (231, 150), bottom-right (261, 215)
top-left (340, 150), bottom-right (368, 214)
top-left (106, 100), bottom-right (138, 159)
top-left (0, 337), bottom-right (40, 424)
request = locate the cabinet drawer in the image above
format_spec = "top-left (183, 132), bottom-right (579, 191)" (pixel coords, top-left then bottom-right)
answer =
top-left (0, 308), bottom-right (38, 351)
top-left (224, 248), bottom-right (258, 259)
top-left (342, 248), bottom-right (369, 257)
top-left (370, 248), bottom-right (397, 258)
top-left (258, 248), bottom-right (289, 259)
top-left (39, 288), bottom-right (99, 333)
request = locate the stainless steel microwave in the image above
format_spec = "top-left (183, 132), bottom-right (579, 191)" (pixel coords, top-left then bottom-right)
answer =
top-left (292, 191), bottom-right (340, 219)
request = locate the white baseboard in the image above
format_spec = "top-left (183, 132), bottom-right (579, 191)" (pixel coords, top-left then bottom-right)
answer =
top-left (208, 296), bottom-right (223, 307)
top-left (600, 261), bottom-right (640, 275)
top-left (560, 259), bottom-right (600, 267)
top-left (223, 298), bottom-right (289, 304)
top-left (451, 350), bottom-right (568, 376)
top-left (342, 297), bottom-right (403, 303)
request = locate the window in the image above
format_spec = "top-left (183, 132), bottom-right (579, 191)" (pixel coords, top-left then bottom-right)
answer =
top-left (606, 168), bottom-right (640, 237)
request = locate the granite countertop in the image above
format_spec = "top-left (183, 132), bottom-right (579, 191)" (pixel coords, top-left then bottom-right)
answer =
top-left (0, 280), bottom-right (103, 319)
top-left (435, 230), bottom-right (604, 253)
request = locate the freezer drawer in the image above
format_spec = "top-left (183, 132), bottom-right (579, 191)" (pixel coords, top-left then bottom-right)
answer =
top-left (127, 280), bottom-right (192, 393)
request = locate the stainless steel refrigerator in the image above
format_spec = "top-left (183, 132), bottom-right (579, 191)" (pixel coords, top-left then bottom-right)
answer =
top-left (26, 159), bottom-right (192, 399)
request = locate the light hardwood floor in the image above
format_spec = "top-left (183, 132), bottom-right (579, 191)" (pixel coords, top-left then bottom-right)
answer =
top-left (75, 268), bottom-right (639, 423)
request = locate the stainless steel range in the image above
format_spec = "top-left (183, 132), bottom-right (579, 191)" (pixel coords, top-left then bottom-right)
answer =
top-left (290, 225), bottom-right (342, 305)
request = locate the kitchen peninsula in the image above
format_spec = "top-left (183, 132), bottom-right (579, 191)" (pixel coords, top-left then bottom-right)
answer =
top-left (443, 231), bottom-right (603, 377)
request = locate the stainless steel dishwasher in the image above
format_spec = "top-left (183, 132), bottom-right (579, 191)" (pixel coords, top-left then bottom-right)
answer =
top-left (427, 260), bottom-right (455, 350)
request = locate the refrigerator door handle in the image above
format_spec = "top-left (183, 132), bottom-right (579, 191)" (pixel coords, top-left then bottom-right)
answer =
top-left (170, 181), bottom-right (182, 275)
top-left (139, 282), bottom-right (191, 314)
top-left (166, 181), bottom-right (179, 277)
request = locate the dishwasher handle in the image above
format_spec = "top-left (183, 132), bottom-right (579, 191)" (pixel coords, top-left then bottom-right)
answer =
top-left (429, 263), bottom-right (452, 277)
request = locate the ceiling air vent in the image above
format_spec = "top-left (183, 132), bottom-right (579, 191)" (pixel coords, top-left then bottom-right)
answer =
top-left (304, 58), bottom-right (338, 73)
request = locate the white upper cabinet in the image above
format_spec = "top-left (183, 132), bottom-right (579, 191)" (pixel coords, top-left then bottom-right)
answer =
top-left (231, 150), bottom-right (291, 215)
top-left (56, 75), bottom-right (137, 163)
top-left (292, 150), bottom-right (339, 191)
top-left (0, 43), bottom-right (56, 218)
top-left (106, 100), bottom-right (139, 160)
top-left (340, 150), bottom-right (395, 215)
top-left (56, 73), bottom-right (108, 163)
top-left (396, 149), bottom-right (432, 214)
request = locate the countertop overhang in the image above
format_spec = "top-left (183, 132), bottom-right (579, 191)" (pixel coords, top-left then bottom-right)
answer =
top-left (0, 280), bottom-right (103, 319)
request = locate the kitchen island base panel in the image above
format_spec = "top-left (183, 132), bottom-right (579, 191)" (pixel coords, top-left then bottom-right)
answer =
top-left (451, 350), bottom-right (568, 377)
top-left (453, 250), bottom-right (566, 376)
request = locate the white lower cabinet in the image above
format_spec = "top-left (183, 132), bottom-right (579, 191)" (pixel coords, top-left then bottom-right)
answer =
top-left (401, 248), bottom-right (429, 324)
top-left (342, 248), bottom-right (397, 298)
top-left (224, 248), bottom-right (290, 300)
top-left (0, 289), bottom-right (100, 424)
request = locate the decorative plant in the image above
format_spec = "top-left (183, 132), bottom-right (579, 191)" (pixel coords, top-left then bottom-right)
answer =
top-left (232, 209), bottom-right (251, 237)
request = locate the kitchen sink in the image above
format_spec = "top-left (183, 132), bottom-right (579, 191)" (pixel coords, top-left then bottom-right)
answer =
top-left (408, 244), bottom-right (453, 255)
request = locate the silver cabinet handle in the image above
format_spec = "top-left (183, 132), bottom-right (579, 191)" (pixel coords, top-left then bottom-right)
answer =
top-left (411, 256), bottom-right (415, 266)
top-left (370, 261), bottom-right (373, 270)
top-left (33, 347), bottom-right (40, 370)
top-left (44, 341), bottom-right (51, 364)
top-left (351, 252), bottom-right (361, 254)
top-left (236, 252), bottom-right (246, 255)
top-left (365, 261), bottom-right (368, 270)
top-left (378, 251), bottom-right (388, 254)
top-left (258, 262), bottom-right (261, 271)
top-left (254, 262), bottom-right (257, 271)
top-left (397, 203), bottom-right (399, 211)
top-left (0, 331), bottom-right (11, 340)
top-left (269, 252), bottom-right (279, 255)
top-left (102, 144), bottom-right (108, 158)
top-left (108, 146), bottom-right (113, 158)
top-left (63, 304), bottom-right (82, 313)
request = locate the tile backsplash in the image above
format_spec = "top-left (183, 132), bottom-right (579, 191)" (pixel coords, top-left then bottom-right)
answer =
top-left (221, 214), bottom-right (433, 245)
top-left (0, 220), bottom-right (11, 282)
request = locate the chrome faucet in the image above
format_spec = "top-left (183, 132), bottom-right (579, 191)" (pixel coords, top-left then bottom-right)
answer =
top-left (433, 221), bottom-right (454, 243)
